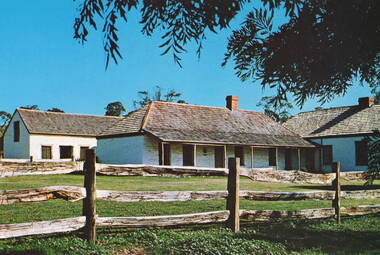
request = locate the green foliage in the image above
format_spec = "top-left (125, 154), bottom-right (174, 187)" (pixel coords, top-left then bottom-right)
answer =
top-left (20, 105), bottom-right (39, 110)
top-left (223, 0), bottom-right (380, 106)
top-left (47, 108), bottom-right (65, 113)
top-left (365, 130), bottom-right (380, 185)
top-left (0, 111), bottom-right (11, 137)
top-left (256, 96), bottom-right (293, 123)
top-left (74, 0), bottom-right (379, 107)
top-left (104, 101), bottom-right (126, 116)
top-left (133, 86), bottom-right (186, 108)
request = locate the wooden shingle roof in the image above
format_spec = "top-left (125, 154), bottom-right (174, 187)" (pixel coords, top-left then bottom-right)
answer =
top-left (283, 104), bottom-right (380, 138)
top-left (17, 108), bottom-right (122, 137)
top-left (100, 101), bottom-right (314, 147)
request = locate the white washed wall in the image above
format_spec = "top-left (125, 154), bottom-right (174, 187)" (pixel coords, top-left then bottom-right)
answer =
top-left (143, 135), bottom-right (159, 165)
top-left (171, 143), bottom-right (183, 166)
top-left (29, 135), bottom-right (97, 160)
top-left (4, 111), bottom-right (30, 159)
top-left (310, 137), bottom-right (368, 172)
top-left (252, 148), bottom-right (270, 168)
top-left (195, 145), bottom-right (215, 167)
top-left (97, 136), bottom-right (144, 164)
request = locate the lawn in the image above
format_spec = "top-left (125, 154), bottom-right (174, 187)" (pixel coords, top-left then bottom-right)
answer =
top-left (1, 174), bottom-right (380, 254)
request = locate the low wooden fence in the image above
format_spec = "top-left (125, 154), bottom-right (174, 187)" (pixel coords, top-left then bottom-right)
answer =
top-left (1, 150), bottom-right (380, 241)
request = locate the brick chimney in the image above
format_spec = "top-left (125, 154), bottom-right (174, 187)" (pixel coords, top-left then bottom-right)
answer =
top-left (226, 96), bottom-right (238, 111)
top-left (358, 97), bottom-right (375, 107)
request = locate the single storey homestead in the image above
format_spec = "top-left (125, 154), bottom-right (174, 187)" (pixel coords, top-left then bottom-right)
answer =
top-left (96, 96), bottom-right (315, 170)
top-left (284, 97), bottom-right (380, 172)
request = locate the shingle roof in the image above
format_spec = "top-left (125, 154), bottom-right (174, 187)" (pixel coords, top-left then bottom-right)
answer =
top-left (17, 108), bottom-right (122, 137)
top-left (283, 104), bottom-right (380, 138)
top-left (99, 105), bottom-right (150, 136)
top-left (100, 101), bottom-right (314, 147)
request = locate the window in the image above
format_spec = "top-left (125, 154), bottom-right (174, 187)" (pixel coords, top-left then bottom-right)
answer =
top-left (322, 145), bottom-right (333, 165)
top-left (13, 121), bottom-right (20, 142)
top-left (41, 146), bottom-right (52, 159)
top-left (234, 146), bottom-right (244, 166)
top-left (80, 147), bottom-right (89, 161)
top-left (268, 148), bottom-right (277, 166)
top-left (355, 141), bottom-right (368, 166)
top-left (60, 146), bottom-right (73, 159)
top-left (183, 144), bottom-right (195, 166)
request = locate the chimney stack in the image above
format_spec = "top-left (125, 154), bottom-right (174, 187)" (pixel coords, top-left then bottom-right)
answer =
top-left (226, 96), bottom-right (238, 111)
top-left (358, 97), bottom-right (375, 108)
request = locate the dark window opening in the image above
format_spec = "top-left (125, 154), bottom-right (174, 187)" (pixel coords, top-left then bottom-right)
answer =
top-left (322, 145), bottom-right (333, 165)
top-left (60, 146), bottom-right (73, 159)
top-left (80, 147), bottom-right (89, 161)
top-left (355, 141), bottom-right (368, 166)
top-left (234, 146), bottom-right (244, 166)
top-left (214, 146), bottom-right (225, 168)
top-left (284, 149), bottom-right (292, 170)
top-left (269, 148), bottom-right (277, 166)
top-left (13, 121), bottom-right (20, 142)
top-left (183, 144), bottom-right (195, 166)
top-left (41, 146), bottom-right (52, 159)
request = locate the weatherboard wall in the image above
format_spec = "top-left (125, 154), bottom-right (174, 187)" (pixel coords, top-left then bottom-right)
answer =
top-left (3, 111), bottom-right (30, 159)
top-left (310, 136), bottom-right (368, 172)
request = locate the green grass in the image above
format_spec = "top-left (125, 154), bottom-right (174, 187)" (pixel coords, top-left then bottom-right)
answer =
top-left (1, 174), bottom-right (379, 191)
top-left (1, 174), bottom-right (380, 254)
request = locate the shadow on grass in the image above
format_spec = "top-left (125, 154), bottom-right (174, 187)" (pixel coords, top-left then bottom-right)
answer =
top-left (238, 216), bottom-right (380, 254)
top-left (295, 184), bottom-right (380, 191)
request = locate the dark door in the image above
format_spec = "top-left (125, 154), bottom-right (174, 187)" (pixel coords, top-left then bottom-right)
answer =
top-left (183, 144), bottom-right (195, 166)
top-left (214, 146), bottom-right (225, 168)
top-left (285, 149), bottom-right (292, 170)
top-left (163, 143), bottom-right (171, 165)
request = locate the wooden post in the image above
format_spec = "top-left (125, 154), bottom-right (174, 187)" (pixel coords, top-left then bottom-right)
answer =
top-left (250, 146), bottom-right (254, 168)
top-left (332, 162), bottom-right (341, 224)
top-left (194, 144), bottom-right (197, 167)
top-left (84, 149), bottom-right (96, 243)
top-left (227, 157), bottom-right (240, 233)
top-left (30, 156), bottom-right (33, 162)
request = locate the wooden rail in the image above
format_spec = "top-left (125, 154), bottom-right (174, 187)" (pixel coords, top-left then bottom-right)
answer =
top-left (2, 204), bottom-right (380, 240)
top-left (2, 187), bottom-right (380, 205)
top-left (1, 153), bottom-right (379, 241)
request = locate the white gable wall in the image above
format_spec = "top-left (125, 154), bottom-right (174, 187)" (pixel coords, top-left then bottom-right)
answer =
top-left (29, 134), bottom-right (97, 160)
top-left (97, 136), bottom-right (144, 164)
top-left (4, 111), bottom-right (30, 159)
top-left (310, 136), bottom-right (368, 172)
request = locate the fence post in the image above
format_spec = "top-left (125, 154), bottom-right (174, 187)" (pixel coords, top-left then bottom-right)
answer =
top-left (332, 162), bottom-right (341, 224)
top-left (30, 156), bottom-right (33, 162)
top-left (227, 157), bottom-right (240, 233)
top-left (84, 149), bottom-right (96, 243)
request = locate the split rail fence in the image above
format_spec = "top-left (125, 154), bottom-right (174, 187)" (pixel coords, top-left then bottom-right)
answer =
top-left (1, 149), bottom-right (380, 241)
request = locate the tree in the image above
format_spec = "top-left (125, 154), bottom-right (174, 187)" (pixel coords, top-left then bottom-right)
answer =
top-left (105, 101), bottom-right (126, 116)
top-left (20, 105), bottom-right (39, 110)
top-left (0, 111), bottom-right (11, 137)
top-left (256, 96), bottom-right (292, 123)
top-left (365, 131), bottom-right (380, 185)
top-left (373, 90), bottom-right (380, 104)
top-left (133, 86), bottom-right (186, 109)
top-left (74, 0), bottom-right (379, 107)
top-left (47, 108), bottom-right (65, 113)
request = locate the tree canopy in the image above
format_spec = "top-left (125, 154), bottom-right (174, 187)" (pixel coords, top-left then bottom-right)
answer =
top-left (105, 101), bottom-right (126, 116)
top-left (74, 0), bottom-right (379, 107)
top-left (47, 108), bottom-right (65, 113)
top-left (256, 96), bottom-right (293, 123)
top-left (133, 86), bottom-right (186, 109)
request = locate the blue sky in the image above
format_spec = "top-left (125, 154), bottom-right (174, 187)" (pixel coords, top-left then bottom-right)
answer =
top-left (0, 1), bottom-right (372, 116)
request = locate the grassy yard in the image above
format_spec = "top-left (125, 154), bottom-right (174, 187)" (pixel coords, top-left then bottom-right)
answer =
top-left (1, 174), bottom-right (380, 254)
